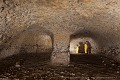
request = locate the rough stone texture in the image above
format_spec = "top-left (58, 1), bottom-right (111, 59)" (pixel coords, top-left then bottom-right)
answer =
top-left (0, 24), bottom-right (53, 60)
top-left (51, 34), bottom-right (70, 65)
top-left (0, 0), bottom-right (120, 64)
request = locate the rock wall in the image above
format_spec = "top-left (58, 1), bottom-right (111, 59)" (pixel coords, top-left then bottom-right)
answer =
top-left (51, 33), bottom-right (70, 65)
top-left (0, 0), bottom-right (120, 64)
top-left (0, 24), bottom-right (53, 59)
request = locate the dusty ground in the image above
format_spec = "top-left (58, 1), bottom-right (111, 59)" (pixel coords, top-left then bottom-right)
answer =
top-left (0, 53), bottom-right (120, 80)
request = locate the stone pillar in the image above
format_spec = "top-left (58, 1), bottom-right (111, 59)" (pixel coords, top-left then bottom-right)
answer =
top-left (51, 34), bottom-right (70, 65)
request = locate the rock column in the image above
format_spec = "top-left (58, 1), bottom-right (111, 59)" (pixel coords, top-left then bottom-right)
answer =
top-left (51, 34), bottom-right (70, 65)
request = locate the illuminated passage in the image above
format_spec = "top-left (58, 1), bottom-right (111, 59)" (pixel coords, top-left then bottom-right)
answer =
top-left (70, 37), bottom-right (99, 54)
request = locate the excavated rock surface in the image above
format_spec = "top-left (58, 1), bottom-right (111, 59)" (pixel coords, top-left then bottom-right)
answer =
top-left (0, 0), bottom-right (120, 45)
top-left (0, 53), bottom-right (120, 80)
top-left (0, 0), bottom-right (120, 62)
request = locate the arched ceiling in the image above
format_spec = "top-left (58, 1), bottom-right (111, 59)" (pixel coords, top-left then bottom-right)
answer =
top-left (0, 0), bottom-right (120, 47)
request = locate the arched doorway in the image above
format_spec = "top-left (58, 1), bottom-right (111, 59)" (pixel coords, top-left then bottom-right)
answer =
top-left (69, 29), bottom-right (103, 64)
top-left (70, 37), bottom-right (98, 54)
top-left (18, 24), bottom-right (54, 62)
top-left (70, 30), bottom-right (99, 55)
top-left (0, 24), bottom-right (54, 67)
top-left (20, 31), bottom-right (53, 54)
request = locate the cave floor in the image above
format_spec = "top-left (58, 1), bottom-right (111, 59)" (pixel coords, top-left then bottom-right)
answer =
top-left (0, 53), bottom-right (120, 80)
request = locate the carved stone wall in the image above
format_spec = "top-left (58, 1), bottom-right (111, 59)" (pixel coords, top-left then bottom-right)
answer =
top-left (0, 0), bottom-right (120, 64)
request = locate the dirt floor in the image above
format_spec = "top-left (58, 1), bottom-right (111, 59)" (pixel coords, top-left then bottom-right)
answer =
top-left (0, 53), bottom-right (120, 80)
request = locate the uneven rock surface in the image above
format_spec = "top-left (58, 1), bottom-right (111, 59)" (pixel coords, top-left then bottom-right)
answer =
top-left (0, 0), bottom-right (120, 64)
top-left (0, 53), bottom-right (120, 80)
top-left (0, 0), bottom-right (120, 45)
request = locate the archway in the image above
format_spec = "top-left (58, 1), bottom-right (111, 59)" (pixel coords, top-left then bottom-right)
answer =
top-left (18, 24), bottom-right (54, 63)
top-left (20, 26), bottom-right (53, 54)
top-left (0, 24), bottom-right (54, 65)
top-left (70, 30), bottom-right (100, 55)
top-left (70, 37), bottom-right (98, 54)
top-left (69, 29), bottom-right (109, 64)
